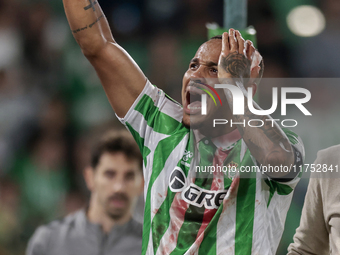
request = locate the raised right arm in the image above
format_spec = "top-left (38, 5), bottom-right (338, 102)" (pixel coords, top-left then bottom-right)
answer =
top-left (63, 0), bottom-right (147, 117)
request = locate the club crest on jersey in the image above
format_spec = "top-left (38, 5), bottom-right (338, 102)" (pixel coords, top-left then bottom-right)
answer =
top-left (182, 150), bottom-right (193, 161)
top-left (169, 167), bottom-right (228, 209)
top-left (226, 161), bottom-right (239, 180)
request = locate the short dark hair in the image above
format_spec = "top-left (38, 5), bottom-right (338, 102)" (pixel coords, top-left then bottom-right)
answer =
top-left (91, 130), bottom-right (142, 170)
top-left (208, 34), bottom-right (265, 83)
top-left (209, 35), bottom-right (223, 40)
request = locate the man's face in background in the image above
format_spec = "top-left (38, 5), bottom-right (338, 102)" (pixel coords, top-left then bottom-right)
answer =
top-left (87, 152), bottom-right (143, 220)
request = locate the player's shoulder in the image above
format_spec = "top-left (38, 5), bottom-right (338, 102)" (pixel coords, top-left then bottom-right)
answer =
top-left (119, 80), bottom-right (183, 125)
top-left (142, 80), bottom-right (182, 105)
top-left (46, 209), bottom-right (82, 231)
top-left (129, 218), bottom-right (143, 237)
top-left (148, 81), bottom-right (183, 113)
top-left (27, 210), bottom-right (84, 255)
top-left (309, 144), bottom-right (340, 180)
top-left (31, 210), bottom-right (83, 242)
top-left (316, 144), bottom-right (340, 161)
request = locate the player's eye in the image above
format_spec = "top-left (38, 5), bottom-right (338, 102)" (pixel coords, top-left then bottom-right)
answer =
top-left (104, 170), bottom-right (116, 179)
top-left (190, 63), bottom-right (198, 69)
top-left (125, 172), bottom-right (135, 181)
top-left (210, 68), bottom-right (218, 75)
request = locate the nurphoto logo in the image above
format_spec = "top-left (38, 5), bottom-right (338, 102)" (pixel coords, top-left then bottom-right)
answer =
top-left (191, 80), bottom-right (312, 128)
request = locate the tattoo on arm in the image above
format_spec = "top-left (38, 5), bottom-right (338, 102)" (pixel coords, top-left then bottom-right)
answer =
top-left (73, 25), bottom-right (88, 34)
top-left (220, 52), bottom-right (251, 78)
top-left (72, 14), bottom-right (104, 34)
top-left (232, 102), bottom-right (292, 165)
top-left (84, 0), bottom-right (98, 12)
top-left (222, 75), bottom-right (293, 167)
top-left (88, 14), bottom-right (103, 28)
top-left (235, 106), bottom-right (288, 145)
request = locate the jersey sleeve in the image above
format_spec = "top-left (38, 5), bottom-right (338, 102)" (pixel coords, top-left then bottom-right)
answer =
top-left (284, 128), bottom-right (305, 166)
top-left (116, 80), bottom-right (183, 158)
top-left (263, 128), bottom-right (305, 190)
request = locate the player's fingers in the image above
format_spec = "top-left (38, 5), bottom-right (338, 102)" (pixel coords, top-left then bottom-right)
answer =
top-left (221, 32), bottom-right (229, 56)
top-left (246, 40), bottom-right (255, 60)
top-left (235, 30), bottom-right (245, 55)
top-left (244, 40), bottom-right (249, 56)
top-left (229, 28), bottom-right (237, 52)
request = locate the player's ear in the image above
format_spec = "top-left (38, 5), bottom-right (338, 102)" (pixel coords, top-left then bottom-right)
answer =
top-left (83, 166), bottom-right (95, 191)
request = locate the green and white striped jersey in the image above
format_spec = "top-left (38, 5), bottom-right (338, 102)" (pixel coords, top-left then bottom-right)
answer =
top-left (117, 81), bottom-right (304, 255)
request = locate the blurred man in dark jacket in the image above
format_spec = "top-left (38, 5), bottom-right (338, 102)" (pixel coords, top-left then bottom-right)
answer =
top-left (27, 130), bottom-right (144, 255)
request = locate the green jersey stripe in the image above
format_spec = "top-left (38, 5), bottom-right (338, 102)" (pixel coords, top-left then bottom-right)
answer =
top-left (169, 140), bottom-right (216, 254)
top-left (126, 123), bottom-right (151, 167)
top-left (149, 134), bottom-right (188, 254)
top-left (135, 94), bottom-right (182, 135)
top-left (235, 178), bottom-right (256, 255)
top-left (235, 150), bottom-right (257, 255)
top-left (265, 179), bottom-right (294, 207)
top-left (143, 131), bottom-right (188, 255)
top-left (152, 137), bottom-right (192, 255)
top-left (152, 192), bottom-right (175, 254)
top-left (151, 158), bottom-right (188, 253)
top-left (169, 205), bottom-right (205, 254)
top-left (197, 207), bottom-right (224, 255)
top-left (125, 122), bottom-right (144, 151)
top-left (198, 143), bottom-right (242, 255)
top-left (154, 192), bottom-right (188, 255)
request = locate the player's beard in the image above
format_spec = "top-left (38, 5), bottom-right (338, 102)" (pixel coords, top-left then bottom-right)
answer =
top-left (105, 193), bottom-right (130, 220)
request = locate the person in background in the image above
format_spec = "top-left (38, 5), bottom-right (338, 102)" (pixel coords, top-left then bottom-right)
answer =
top-left (288, 145), bottom-right (340, 255)
top-left (26, 130), bottom-right (144, 255)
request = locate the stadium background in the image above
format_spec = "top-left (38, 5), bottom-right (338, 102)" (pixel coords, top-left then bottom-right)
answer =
top-left (0, 0), bottom-right (339, 254)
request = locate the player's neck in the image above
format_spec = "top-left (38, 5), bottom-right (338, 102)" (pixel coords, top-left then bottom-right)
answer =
top-left (87, 198), bottom-right (132, 233)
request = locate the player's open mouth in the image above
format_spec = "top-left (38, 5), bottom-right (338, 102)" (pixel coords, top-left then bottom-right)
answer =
top-left (184, 82), bottom-right (203, 115)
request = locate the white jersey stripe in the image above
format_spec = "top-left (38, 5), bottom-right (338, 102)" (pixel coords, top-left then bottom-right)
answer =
top-left (150, 134), bottom-right (189, 221)
top-left (145, 229), bottom-right (154, 255)
top-left (143, 131), bottom-right (169, 200)
top-left (216, 190), bottom-right (237, 254)
top-left (251, 173), bottom-right (269, 254)
top-left (125, 110), bottom-right (148, 138)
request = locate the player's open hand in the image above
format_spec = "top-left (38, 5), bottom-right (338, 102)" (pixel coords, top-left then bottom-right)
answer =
top-left (218, 29), bottom-right (256, 80)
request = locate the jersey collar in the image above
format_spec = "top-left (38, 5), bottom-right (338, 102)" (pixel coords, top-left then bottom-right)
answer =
top-left (193, 129), bottom-right (242, 151)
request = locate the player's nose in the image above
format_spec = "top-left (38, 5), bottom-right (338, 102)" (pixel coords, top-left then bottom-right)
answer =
top-left (112, 180), bottom-right (126, 192)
